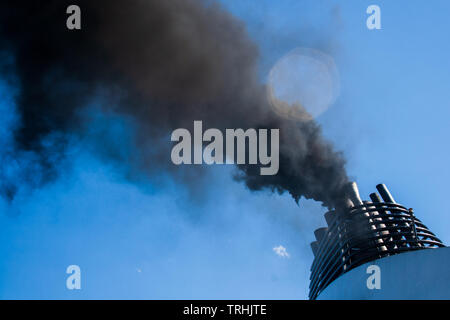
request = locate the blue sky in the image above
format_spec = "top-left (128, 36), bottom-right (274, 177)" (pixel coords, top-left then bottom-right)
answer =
top-left (1, 0), bottom-right (450, 299)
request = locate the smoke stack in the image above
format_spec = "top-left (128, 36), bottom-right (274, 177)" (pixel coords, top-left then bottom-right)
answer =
top-left (346, 182), bottom-right (363, 206)
top-left (376, 184), bottom-right (416, 247)
top-left (324, 211), bottom-right (335, 225)
top-left (344, 198), bottom-right (354, 209)
top-left (310, 241), bottom-right (320, 257)
top-left (369, 192), bottom-right (382, 203)
top-left (376, 184), bottom-right (396, 203)
top-left (314, 227), bottom-right (329, 243)
top-left (309, 182), bottom-right (446, 300)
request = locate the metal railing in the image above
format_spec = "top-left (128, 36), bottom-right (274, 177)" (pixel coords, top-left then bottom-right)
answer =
top-left (309, 202), bottom-right (445, 300)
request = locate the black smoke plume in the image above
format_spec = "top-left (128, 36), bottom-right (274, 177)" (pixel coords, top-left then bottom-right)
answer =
top-left (0, 0), bottom-right (348, 208)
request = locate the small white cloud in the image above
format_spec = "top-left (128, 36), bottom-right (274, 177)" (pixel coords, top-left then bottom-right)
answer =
top-left (273, 245), bottom-right (290, 258)
top-left (136, 268), bottom-right (142, 273)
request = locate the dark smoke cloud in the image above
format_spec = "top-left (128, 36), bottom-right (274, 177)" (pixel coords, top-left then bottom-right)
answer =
top-left (0, 0), bottom-right (348, 208)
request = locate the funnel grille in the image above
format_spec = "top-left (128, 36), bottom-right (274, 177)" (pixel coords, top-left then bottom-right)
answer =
top-left (309, 184), bottom-right (445, 300)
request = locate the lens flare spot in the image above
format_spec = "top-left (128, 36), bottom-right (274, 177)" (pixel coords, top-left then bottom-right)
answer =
top-left (267, 48), bottom-right (340, 120)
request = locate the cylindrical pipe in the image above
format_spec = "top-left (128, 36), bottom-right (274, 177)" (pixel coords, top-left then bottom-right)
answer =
top-left (376, 184), bottom-right (396, 203)
top-left (345, 182), bottom-right (387, 254)
top-left (345, 198), bottom-right (354, 209)
top-left (347, 182), bottom-right (363, 206)
top-left (310, 241), bottom-right (320, 257)
top-left (324, 211), bottom-right (335, 226)
top-left (314, 227), bottom-right (329, 243)
top-left (369, 192), bottom-right (382, 203)
top-left (375, 184), bottom-right (413, 247)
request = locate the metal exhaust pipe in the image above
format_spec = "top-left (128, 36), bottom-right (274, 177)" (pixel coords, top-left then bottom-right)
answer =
top-left (346, 181), bottom-right (363, 206)
top-left (314, 227), bottom-right (329, 243)
top-left (324, 211), bottom-right (336, 226)
top-left (369, 192), bottom-right (382, 203)
top-left (376, 183), bottom-right (415, 247)
top-left (310, 241), bottom-right (320, 257)
top-left (376, 184), bottom-right (395, 203)
top-left (344, 198), bottom-right (354, 209)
